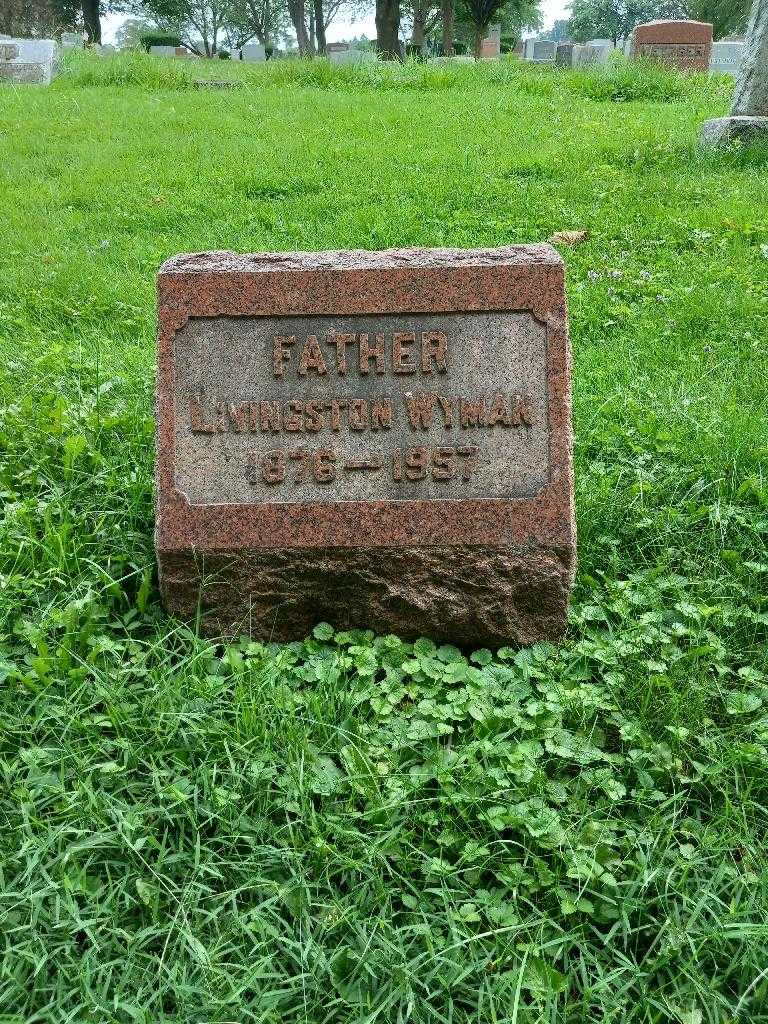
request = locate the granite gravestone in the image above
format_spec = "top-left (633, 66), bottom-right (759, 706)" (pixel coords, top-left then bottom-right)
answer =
top-left (632, 20), bottom-right (712, 71)
top-left (709, 40), bottom-right (745, 75)
top-left (480, 24), bottom-right (501, 58)
top-left (531, 40), bottom-right (556, 62)
top-left (0, 38), bottom-right (57, 84)
top-left (241, 42), bottom-right (266, 61)
top-left (155, 247), bottom-right (575, 645)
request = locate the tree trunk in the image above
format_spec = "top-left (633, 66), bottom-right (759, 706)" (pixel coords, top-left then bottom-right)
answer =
top-left (441, 0), bottom-right (453, 56)
top-left (82, 0), bottom-right (101, 44)
top-left (473, 25), bottom-right (483, 59)
top-left (288, 0), bottom-right (312, 55)
top-left (309, 9), bottom-right (315, 51)
top-left (376, 0), bottom-right (400, 59)
top-left (731, 0), bottom-right (768, 116)
top-left (411, 0), bottom-right (426, 51)
top-left (314, 0), bottom-right (326, 55)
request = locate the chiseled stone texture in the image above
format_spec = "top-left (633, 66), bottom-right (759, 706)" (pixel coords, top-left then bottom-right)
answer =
top-left (731, 0), bottom-right (767, 117)
top-left (155, 246), bottom-right (576, 646)
top-left (700, 115), bottom-right (768, 144)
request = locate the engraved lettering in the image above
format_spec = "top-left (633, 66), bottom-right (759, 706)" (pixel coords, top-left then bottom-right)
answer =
top-left (227, 402), bottom-right (249, 432)
top-left (421, 331), bottom-right (448, 373)
top-left (486, 393), bottom-right (509, 428)
top-left (298, 335), bottom-right (328, 376)
top-left (358, 333), bottom-right (386, 374)
top-left (273, 335), bottom-right (295, 377)
top-left (314, 449), bottom-right (336, 482)
top-left (288, 447), bottom-right (311, 481)
top-left (405, 446), bottom-right (428, 479)
top-left (456, 445), bottom-right (479, 480)
top-left (284, 399), bottom-right (304, 432)
top-left (393, 332), bottom-right (417, 374)
top-left (189, 395), bottom-right (216, 433)
top-left (438, 396), bottom-right (454, 427)
top-left (348, 399), bottom-right (369, 431)
top-left (405, 393), bottom-right (436, 429)
top-left (326, 333), bottom-right (355, 375)
top-left (326, 399), bottom-right (348, 430)
top-left (305, 400), bottom-right (324, 432)
top-left (260, 401), bottom-right (282, 433)
top-left (513, 394), bottom-right (535, 426)
top-left (460, 397), bottom-right (486, 428)
top-left (371, 398), bottom-right (393, 430)
top-left (432, 447), bottom-right (454, 480)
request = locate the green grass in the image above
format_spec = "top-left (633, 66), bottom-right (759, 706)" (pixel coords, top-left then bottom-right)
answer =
top-left (1, 51), bottom-right (767, 1023)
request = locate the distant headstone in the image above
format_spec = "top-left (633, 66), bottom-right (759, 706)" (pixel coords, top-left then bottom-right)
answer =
top-left (555, 42), bottom-right (574, 66)
top-left (241, 42), bottom-right (266, 62)
top-left (709, 40), bottom-right (745, 75)
top-left (149, 45), bottom-right (176, 57)
top-left (60, 32), bottom-right (82, 50)
top-left (701, 0), bottom-right (767, 143)
top-left (530, 40), bottom-right (556, 62)
top-left (632, 20), bottom-right (713, 72)
top-left (155, 246), bottom-right (576, 645)
top-left (572, 39), bottom-right (614, 65)
top-left (0, 38), bottom-right (57, 84)
top-left (480, 23), bottom-right (501, 58)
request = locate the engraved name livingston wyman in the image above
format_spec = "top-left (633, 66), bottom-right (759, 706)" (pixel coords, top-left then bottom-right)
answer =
top-left (172, 312), bottom-right (551, 505)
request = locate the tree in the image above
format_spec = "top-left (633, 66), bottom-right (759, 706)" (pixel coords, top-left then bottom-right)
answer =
top-left (672, 0), bottom-right (750, 38)
top-left (1, 0), bottom-right (78, 37)
top-left (441, 0), bottom-right (454, 52)
top-left (548, 16), bottom-right (569, 38)
top-left (567, 0), bottom-right (656, 44)
top-left (376, 0), bottom-right (401, 56)
top-left (401, 0), bottom-right (441, 50)
top-left (455, 0), bottom-right (539, 55)
top-left (117, 0), bottom-right (238, 53)
top-left (115, 15), bottom-right (155, 44)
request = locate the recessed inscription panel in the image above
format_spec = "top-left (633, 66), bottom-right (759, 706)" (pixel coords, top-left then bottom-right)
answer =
top-left (173, 312), bottom-right (550, 505)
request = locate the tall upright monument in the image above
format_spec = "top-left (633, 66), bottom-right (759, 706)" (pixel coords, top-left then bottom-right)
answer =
top-left (701, 0), bottom-right (768, 144)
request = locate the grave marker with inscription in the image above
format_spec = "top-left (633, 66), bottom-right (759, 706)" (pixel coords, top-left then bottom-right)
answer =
top-left (0, 38), bottom-right (57, 84)
top-left (631, 20), bottom-right (712, 72)
top-left (155, 247), bottom-right (575, 645)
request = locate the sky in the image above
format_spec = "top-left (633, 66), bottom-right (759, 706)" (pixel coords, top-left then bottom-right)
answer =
top-left (102, 0), bottom-right (570, 45)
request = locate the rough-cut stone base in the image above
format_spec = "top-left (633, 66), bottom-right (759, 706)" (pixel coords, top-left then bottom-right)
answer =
top-left (700, 116), bottom-right (768, 145)
top-left (158, 545), bottom-right (573, 647)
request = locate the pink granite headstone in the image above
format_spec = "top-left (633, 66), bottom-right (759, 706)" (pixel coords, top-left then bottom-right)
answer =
top-left (155, 246), bottom-right (576, 645)
top-left (632, 20), bottom-right (713, 72)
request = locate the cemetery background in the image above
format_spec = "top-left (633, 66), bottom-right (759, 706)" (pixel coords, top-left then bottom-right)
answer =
top-left (1, 49), bottom-right (768, 1023)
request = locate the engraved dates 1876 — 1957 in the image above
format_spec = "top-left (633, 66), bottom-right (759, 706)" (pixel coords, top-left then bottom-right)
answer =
top-left (173, 312), bottom-right (550, 505)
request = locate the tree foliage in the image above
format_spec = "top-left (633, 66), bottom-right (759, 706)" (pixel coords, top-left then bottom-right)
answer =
top-left (567, 0), bottom-right (656, 44)
top-left (568, 0), bottom-right (750, 44)
top-left (456, 0), bottom-right (539, 55)
top-left (0, 0), bottom-right (78, 36)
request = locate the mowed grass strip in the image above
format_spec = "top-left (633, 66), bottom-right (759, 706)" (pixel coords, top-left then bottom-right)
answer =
top-left (0, 53), bottom-right (767, 1023)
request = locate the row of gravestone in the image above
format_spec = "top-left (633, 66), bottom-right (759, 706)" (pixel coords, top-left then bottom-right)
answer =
top-left (523, 21), bottom-right (745, 76)
top-left (148, 42), bottom-right (377, 63)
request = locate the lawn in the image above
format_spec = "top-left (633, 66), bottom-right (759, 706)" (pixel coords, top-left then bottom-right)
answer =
top-left (1, 51), bottom-right (767, 1023)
